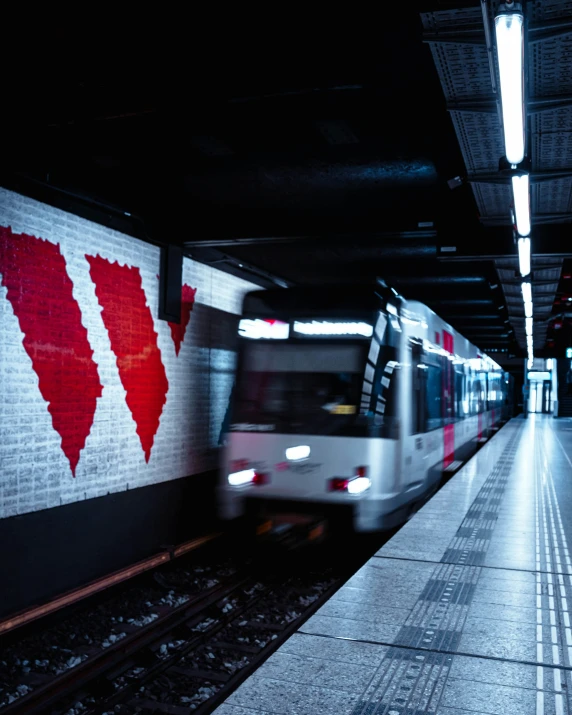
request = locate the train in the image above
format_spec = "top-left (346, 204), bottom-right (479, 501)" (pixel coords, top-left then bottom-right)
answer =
top-left (218, 280), bottom-right (514, 535)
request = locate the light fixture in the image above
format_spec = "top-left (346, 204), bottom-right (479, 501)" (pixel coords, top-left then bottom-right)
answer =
top-left (238, 319), bottom-right (289, 340)
top-left (522, 281), bottom-right (532, 303)
top-left (527, 314), bottom-right (533, 362)
top-left (228, 469), bottom-right (269, 486)
top-left (495, 6), bottom-right (525, 165)
top-left (347, 477), bottom-right (372, 495)
top-left (525, 317), bottom-right (533, 336)
top-left (293, 320), bottom-right (373, 337)
top-left (518, 237), bottom-right (531, 276)
top-left (228, 469), bottom-right (256, 486)
top-left (328, 467), bottom-right (370, 494)
top-left (285, 445), bottom-right (310, 461)
top-left (512, 174), bottom-right (531, 237)
top-left (328, 476), bottom-right (372, 494)
top-left (524, 300), bottom-right (532, 318)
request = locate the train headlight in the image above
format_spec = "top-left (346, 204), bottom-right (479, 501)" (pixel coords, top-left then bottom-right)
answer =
top-left (285, 445), bottom-right (310, 461)
top-left (228, 469), bottom-right (256, 486)
top-left (228, 469), bottom-right (269, 486)
top-left (328, 468), bottom-right (371, 494)
top-left (347, 477), bottom-right (372, 494)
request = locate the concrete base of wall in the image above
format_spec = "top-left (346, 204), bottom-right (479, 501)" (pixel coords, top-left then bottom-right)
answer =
top-left (0, 471), bottom-right (218, 618)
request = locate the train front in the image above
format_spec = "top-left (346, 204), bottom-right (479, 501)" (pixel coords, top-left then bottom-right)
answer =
top-left (218, 286), bottom-right (402, 536)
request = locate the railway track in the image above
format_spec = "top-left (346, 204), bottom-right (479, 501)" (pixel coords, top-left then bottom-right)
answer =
top-left (0, 534), bottom-right (381, 714)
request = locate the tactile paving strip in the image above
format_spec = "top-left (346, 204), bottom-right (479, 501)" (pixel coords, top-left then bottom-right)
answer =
top-left (351, 425), bottom-right (524, 714)
top-left (533, 427), bottom-right (572, 714)
top-left (355, 648), bottom-right (452, 715)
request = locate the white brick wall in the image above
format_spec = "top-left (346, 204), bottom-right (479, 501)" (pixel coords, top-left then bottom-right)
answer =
top-left (0, 188), bottom-right (257, 518)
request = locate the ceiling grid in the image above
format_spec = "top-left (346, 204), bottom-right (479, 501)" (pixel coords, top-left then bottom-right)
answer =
top-left (422, 0), bottom-right (571, 353)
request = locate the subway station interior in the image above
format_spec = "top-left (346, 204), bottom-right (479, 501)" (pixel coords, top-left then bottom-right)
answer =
top-left (3, 2), bottom-right (572, 713)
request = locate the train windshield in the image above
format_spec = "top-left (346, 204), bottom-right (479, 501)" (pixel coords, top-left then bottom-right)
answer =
top-left (231, 342), bottom-right (368, 436)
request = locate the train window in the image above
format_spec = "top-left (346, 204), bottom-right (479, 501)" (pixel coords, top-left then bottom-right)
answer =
top-left (232, 341), bottom-right (399, 438)
top-left (468, 372), bottom-right (478, 415)
top-left (455, 368), bottom-right (465, 419)
top-left (364, 318), bottom-right (401, 439)
top-left (244, 343), bottom-right (363, 372)
top-left (426, 364), bottom-right (443, 431)
top-left (478, 372), bottom-right (487, 412)
top-left (410, 340), bottom-right (425, 435)
top-left (370, 355), bottom-right (400, 439)
top-left (233, 367), bottom-right (364, 436)
top-left (443, 355), bottom-right (454, 426)
top-left (488, 373), bottom-right (501, 409)
top-left (472, 376), bottom-right (484, 414)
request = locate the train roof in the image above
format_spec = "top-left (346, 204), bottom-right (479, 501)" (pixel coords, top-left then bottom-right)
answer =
top-left (242, 280), bottom-right (397, 315)
top-left (242, 281), bottom-right (502, 370)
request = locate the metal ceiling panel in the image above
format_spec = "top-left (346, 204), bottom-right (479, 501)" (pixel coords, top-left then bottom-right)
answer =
top-left (449, 112), bottom-right (504, 173)
top-left (422, 3), bottom-right (572, 351)
top-left (422, 7), bottom-right (485, 34)
top-left (531, 109), bottom-right (572, 170)
top-left (533, 180), bottom-right (572, 215)
top-left (528, 2), bottom-right (572, 218)
top-left (472, 182), bottom-right (512, 218)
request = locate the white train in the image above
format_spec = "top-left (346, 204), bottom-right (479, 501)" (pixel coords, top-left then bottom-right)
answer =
top-left (218, 281), bottom-right (513, 534)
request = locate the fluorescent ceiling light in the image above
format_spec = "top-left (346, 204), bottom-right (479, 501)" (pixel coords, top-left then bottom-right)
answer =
top-left (525, 317), bottom-right (533, 336)
top-left (522, 281), bottom-right (532, 304)
top-left (524, 300), bottom-right (532, 318)
top-left (495, 10), bottom-right (525, 165)
top-left (512, 174), bottom-right (531, 237)
top-left (518, 237), bottom-right (531, 276)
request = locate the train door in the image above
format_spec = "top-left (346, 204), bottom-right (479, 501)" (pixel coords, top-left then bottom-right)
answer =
top-left (404, 338), bottom-right (429, 492)
top-left (442, 330), bottom-right (455, 468)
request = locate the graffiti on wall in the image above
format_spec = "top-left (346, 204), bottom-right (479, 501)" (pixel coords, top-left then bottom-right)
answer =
top-left (0, 228), bottom-right (104, 475)
top-left (0, 228), bottom-right (197, 474)
top-left (86, 255), bottom-right (170, 463)
top-left (169, 283), bottom-right (197, 357)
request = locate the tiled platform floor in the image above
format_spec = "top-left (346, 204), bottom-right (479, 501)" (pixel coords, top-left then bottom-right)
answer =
top-left (214, 415), bottom-right (572, 715)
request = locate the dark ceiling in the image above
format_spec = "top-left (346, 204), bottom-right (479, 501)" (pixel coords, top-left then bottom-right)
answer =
top-left (2, 2), bottom-right (572, 369)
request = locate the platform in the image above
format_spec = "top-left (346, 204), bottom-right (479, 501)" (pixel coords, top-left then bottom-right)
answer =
top-left (213, 415), bottom-right (572, 715)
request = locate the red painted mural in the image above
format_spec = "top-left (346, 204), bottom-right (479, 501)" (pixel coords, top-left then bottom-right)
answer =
top-left (168, 284), bottom-right (197, 356)
top-left (0, 227), bottom-right (103, 476)
top-left (86, 255), bottom-right (169, 462)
